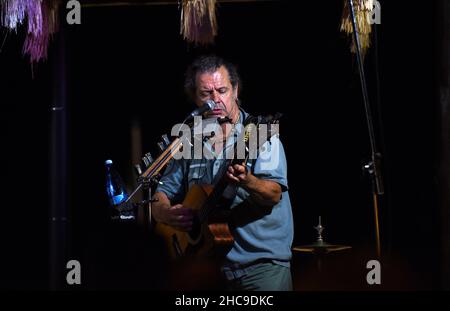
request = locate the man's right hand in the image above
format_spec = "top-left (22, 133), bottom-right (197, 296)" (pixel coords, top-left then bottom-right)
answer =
top-left (152, 192), bottom-right (193, 232)
top-left (160, 204), bottom-right (194, 232)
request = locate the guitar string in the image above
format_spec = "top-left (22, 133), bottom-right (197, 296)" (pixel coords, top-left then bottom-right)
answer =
top-left (198, 120), bottom-right (253, 223)
top-left (197, 120), bottom-right (237, 222)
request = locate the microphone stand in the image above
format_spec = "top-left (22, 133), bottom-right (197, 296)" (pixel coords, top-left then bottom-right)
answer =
top-left (125, 102), bottom-right (214, 230)
top-left (125, 143), bottom-right (178, 230)
top-left (347, 0), bottom-right (384, 258)
top-left (133, 175), bottom-right (161, 231)
top-left (125, 131), bottom-right (184, 230)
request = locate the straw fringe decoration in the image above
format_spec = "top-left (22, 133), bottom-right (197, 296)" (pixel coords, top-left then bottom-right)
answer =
top-left (180, 0), bottom-right (217, 45)
top-left (1, 0), bottom-right (60, 63)
top-left (1, 0), bottom-right (27, 30)
top-left (340, 0), bottom-right (374, 57)
top-left (23, 0), bottom-right (60, 63)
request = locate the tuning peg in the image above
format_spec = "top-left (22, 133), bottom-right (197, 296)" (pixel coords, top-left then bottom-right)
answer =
top-left (143, 152), bottom-right (153, 167)
top-left (136, 152), bottom-right (154, 176)
top-left (157, 142), bottom-right (166, 153)
top-left (161, 134), bottom-right (171, 147)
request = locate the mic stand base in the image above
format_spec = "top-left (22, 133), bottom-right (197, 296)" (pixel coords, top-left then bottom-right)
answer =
top-left (362, 158), bottom-right (383, 259)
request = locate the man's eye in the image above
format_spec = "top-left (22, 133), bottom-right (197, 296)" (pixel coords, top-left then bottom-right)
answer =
top-left (219, 89), bottom-right (227, 94)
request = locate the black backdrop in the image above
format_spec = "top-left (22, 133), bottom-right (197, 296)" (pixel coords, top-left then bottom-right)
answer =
top-left (0, 0), bottom-right (440, 290)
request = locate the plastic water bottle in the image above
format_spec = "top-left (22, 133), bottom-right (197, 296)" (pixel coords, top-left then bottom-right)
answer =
top-left (105, 159), bottom-right (135, 221)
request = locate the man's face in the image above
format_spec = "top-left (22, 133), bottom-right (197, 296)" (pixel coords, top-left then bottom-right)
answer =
top-left (194, 66), bottom-right (238, 120)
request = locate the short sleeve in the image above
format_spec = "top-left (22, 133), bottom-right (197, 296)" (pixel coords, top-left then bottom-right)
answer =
top-left (155, 159), bottom-right (186, 201)
top-left (252, 136), bottom-right (289, 192)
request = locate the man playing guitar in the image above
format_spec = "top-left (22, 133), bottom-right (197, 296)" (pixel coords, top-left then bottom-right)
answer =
top-left (152, 55), bottom-right (294, 291)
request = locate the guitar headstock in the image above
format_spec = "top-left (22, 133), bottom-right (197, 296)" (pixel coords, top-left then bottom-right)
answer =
top-left (236, 112), bottom-right (282, 163)
top-left (243, 112), bottom-right (282, 142)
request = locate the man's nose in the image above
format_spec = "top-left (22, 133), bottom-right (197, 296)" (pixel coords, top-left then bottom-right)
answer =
top-left (211, 90), bottom-right (220, 103)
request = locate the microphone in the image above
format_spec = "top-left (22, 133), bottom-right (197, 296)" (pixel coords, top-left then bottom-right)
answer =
top-left (184, 100), bottom-right (216, 123)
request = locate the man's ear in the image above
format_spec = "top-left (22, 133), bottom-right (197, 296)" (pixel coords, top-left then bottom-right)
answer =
top-left (233, 85), bottom-right (239, 100)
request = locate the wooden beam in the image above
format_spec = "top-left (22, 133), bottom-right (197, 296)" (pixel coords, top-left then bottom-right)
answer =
top-left (80, 0), bottom-right (277, 8)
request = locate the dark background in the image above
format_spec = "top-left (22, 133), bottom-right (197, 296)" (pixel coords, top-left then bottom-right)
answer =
top-left (0, 0), bottom-right (442, 290)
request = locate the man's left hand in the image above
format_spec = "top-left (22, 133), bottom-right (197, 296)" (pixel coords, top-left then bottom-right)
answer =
top-left (226, 163), bottom-right (282, 207)
top-left (226, 164), bottom-right (251, 186)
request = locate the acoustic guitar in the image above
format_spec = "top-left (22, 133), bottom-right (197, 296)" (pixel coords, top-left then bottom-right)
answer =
top-left (155, 114), bottom-right (282, 259)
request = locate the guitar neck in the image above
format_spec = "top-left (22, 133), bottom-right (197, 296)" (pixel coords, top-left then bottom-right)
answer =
top-left (197, 157), bottom-right (247, 223)
top-left (142, 137), bottom-right (182, 179)
top-left (126, 137), bottom-right (183, 203)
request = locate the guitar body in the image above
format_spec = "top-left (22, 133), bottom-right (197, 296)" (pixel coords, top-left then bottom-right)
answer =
top-left (155, 184), bottom-right (234, 260)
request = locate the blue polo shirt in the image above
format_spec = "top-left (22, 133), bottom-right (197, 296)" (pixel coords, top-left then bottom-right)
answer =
top-left (156, 109), bottom-right (294, 276)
